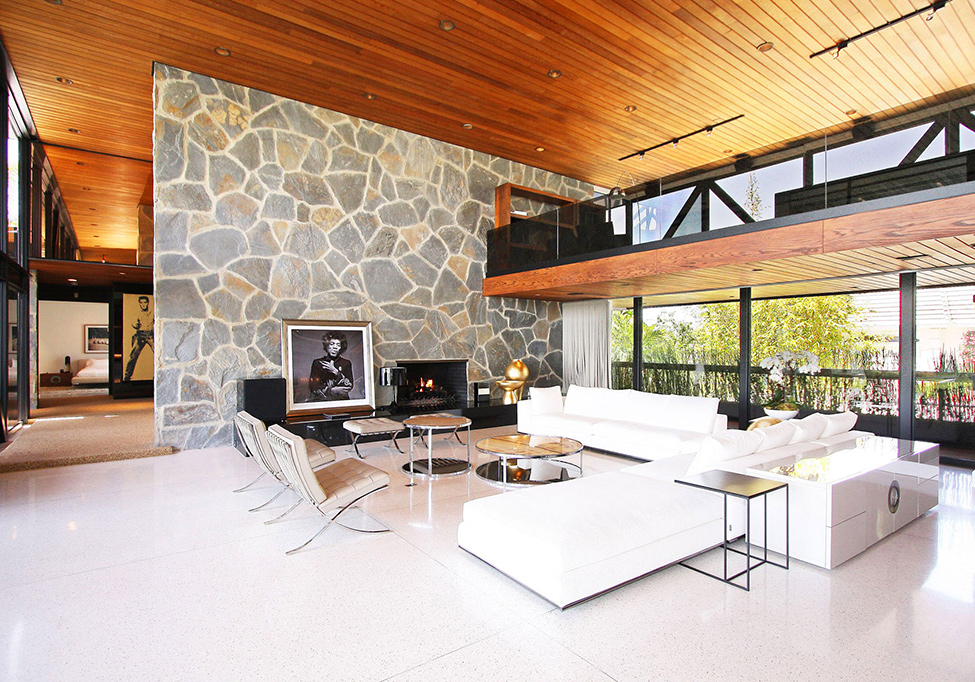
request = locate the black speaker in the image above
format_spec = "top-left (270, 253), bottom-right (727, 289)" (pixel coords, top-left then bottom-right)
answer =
top-left (241, 378), bottom-right (287, 424)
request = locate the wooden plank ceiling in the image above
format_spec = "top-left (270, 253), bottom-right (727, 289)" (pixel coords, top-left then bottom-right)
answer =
top-left (481, 191), bottom-right (975, 302)
top-left (2, 0), bottom-right (975, 259)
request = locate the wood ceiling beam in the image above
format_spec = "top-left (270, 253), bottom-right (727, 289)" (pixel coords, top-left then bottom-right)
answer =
top-left (482, 191), bottom-right (975, 301)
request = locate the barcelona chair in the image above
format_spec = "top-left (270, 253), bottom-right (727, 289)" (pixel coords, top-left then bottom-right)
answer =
top-left (266, 424), bottom-right (391, 555)
top-left (234, 411), bottom-right (335, 522)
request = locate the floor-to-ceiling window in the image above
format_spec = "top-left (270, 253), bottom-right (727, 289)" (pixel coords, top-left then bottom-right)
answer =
top-left (913, 285), bottom-right (975, 444)
top-left (4, 47), bottom-right (32, 437)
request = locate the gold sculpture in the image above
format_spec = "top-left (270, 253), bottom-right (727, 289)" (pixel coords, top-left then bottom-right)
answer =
top-left (496, 359), bottom-right (529, 404)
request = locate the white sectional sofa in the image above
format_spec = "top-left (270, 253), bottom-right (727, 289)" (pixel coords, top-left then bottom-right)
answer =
top-left (517, 385), bottom-right (728, 460)
top-left (459, 411), bottom-right (939, 609)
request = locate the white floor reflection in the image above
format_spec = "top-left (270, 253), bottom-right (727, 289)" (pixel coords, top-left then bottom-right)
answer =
top-left (924, 468), bottom-right (975, 603)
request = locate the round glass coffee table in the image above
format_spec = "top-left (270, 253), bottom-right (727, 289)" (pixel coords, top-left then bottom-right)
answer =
top-left (401, 415), bottom-right (472, 479)
top-left (474, 434), bottom-right (584, 487)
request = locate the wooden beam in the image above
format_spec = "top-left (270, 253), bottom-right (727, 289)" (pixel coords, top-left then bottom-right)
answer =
top-left (483, 192), bottom-right (975, 301)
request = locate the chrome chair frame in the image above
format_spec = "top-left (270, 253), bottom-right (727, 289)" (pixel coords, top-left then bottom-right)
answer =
top-left (266, 424), bottom-right (391, 555)
top-left (234, 411), bottom-right (335, 523)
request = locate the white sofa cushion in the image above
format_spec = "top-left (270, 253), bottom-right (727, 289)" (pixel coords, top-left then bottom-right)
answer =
top-left (662, 395), bottom-right (721, 434)
top-left (755, 421), bottom-right (796, 452)
top-left (615, 390), bottom-right (669, 424)
top-left (789, 413), bottom-right (829, 443)
top-left (532, 413), bottom-right (600, 439)
top-left (686, 430), bottom-right (764, 476)
top-left (615, 391), bottom-right (718, 434)
top-left (530, 386), bottom-right (564, 416)
top-left (461, 471), bottom-right (722, 572)
top-left (821, 411), bottom-right (858, 437)
top-left (563, 385), bottom-right (626, 421)
top-left (621, 453), bottom-right (698, 482)
top-left (590, 420), bottom-right (707, 454)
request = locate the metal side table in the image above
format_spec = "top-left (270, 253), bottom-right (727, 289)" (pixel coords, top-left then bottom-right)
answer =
top-left (676, 470), bottom-right (789, 591)
top-left (401, 415), bottom-right (471, 480)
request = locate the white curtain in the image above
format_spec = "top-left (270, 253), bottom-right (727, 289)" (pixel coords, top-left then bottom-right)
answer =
top-left (562, 299), bottom-right (611, 389)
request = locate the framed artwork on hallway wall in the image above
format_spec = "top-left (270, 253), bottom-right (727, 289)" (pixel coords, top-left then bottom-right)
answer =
top-left (121, 294), bottom-right (154, 381)
top-left (282, 319), bottom-right (375, 417)
top-left (85, 325), bottom-right (109, 354)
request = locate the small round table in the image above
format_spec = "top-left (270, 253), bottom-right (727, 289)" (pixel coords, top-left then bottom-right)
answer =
top-left (474, 434), bottom-right (584, 487)
top-left (401, 415), bottom-right (472, 479)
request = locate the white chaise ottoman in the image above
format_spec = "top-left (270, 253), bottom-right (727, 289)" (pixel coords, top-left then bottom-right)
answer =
top-left (458, 471), bottom-right (725, 608)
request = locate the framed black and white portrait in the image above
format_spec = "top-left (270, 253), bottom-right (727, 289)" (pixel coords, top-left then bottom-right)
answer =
top-left (282, 319), bottom-right (374, 416)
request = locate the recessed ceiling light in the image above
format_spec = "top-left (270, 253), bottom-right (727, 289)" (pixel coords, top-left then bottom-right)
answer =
top-left (44, 0), bottom-right (62, 4)
top-left (213, 47), bottom-right (231, 57)
top-left (623, 105), bottom-right (637, 113)
top-left (461, 123), bottom-right (473, 129)
top-left (82, 187), bottom-right (91, 191)
top-left (56, 77), bottom-right (73, 85)
top-left (89, 207), bottom-right (96, 211)
top-left (845, 109), bottom-right (858, 116)
top-left (757, 41), bottom-right (774, 53)
top-left (67, 278), bottom-right (77, 283)
top-left (535, 146), bottom-right (545, 152)
top-left (119, 272), bottom-right (127, 276)
top-left (438, 19), bottom-right (456, 31)
top-left (68, 128), bottom-right (81, 134)
top-left (547, 69), bottom-right (562, 79)
top-left (364, 92), bottom-right (377, 100)
top-left (722, 149), bottom-right (733, 154)
top-left (76, 161), bottom-right (86, 166)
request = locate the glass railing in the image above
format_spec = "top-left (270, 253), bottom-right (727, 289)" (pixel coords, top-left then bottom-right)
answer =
top-left (487, 105), bottom-right (975, 277)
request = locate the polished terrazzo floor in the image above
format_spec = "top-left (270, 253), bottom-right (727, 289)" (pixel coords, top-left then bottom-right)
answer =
top-left (1, 427), bottom-right (973, 681)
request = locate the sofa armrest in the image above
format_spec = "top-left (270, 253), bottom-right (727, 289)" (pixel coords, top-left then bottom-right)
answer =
top-left (517, 399), bottom-right (533, 434)
top-left (712, 413), bottom-right (728, 433)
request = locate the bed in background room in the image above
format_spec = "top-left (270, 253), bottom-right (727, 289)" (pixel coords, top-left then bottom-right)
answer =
top-left (72, 358), bottom-right (109, 387)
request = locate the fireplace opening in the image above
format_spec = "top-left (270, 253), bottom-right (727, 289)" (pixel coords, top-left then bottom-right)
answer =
top-left (393, 360), bottom-right (468, 412)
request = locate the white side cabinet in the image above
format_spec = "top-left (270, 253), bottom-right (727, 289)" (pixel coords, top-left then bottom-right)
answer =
top-left (729, 436), bottom-right (939, 569)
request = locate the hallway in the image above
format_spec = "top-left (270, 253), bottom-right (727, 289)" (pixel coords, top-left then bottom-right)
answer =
top-left (0, 388), bottom-right (170, 473)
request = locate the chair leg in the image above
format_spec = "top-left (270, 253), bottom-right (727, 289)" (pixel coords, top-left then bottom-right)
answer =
top-left (233, 471), bottom-right (267, 493)
top-left (286, 518), bottom-right (335, 556)
top-left (352, 434), bottom-right (363, 459)
top-left (248, 486), bottom-right (286, 513)
top-left (285, 486), bottom-right (390, 555)
top-left (264, 499), bottom-right (302, 524)
top-left (388, 431), bottom-right (404, 453)
top-left (332, 486), bottom-right (391, 534)
top-left (451, 427), bottom-right (465, 445)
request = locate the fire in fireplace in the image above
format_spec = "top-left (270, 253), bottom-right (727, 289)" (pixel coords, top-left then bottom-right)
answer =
top-left (393, 360), bottom-right (468, 412)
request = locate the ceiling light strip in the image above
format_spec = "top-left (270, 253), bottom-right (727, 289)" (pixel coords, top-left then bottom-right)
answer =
top-left (809, 0), bottom-right (951, 59)
top-left (618, 115), bottom-right (744, 162)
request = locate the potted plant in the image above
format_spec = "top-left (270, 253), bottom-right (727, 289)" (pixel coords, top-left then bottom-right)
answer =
top-left (759, 350), bottom-right (821, 420)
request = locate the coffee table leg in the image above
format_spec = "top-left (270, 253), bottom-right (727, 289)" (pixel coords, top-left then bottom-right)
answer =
top-left (466, 424), bottom-right (471, 468)
top-left (427, 428), bottom-right (433, 475)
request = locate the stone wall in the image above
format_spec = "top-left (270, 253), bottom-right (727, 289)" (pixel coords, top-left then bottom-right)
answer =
top-left (152, 65), bottom-right (592, 449)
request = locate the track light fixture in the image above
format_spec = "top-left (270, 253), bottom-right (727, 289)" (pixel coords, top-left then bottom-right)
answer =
top-left (811, 0), bottom-right (951, 59)
top-left (619, 114), bottom-right (744, 162)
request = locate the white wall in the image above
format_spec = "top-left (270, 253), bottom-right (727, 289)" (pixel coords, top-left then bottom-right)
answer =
top-left (37, 301), bottom-right (109, 374)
